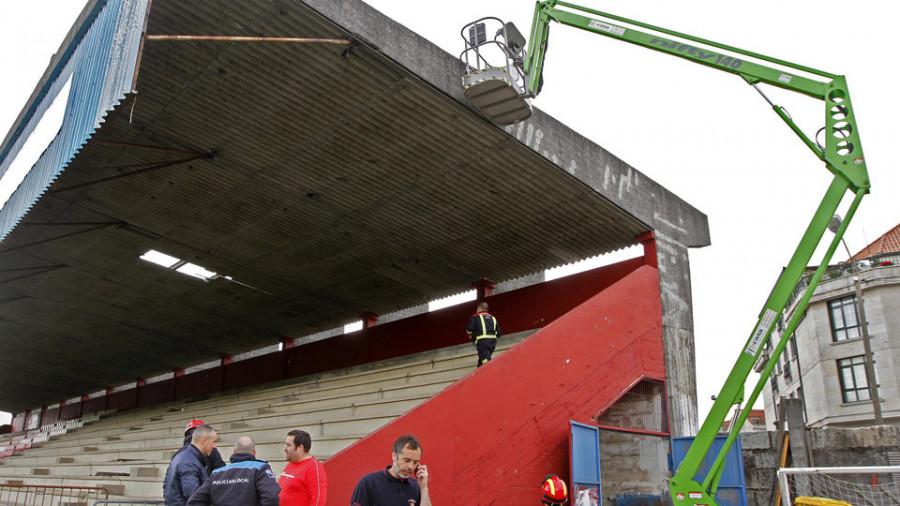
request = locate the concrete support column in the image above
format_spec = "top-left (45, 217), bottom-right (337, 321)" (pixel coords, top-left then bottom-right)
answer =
top-left (361, 311), bottom-right (379, 328)
top-left (472, 278), bottom-right (495, 301)
top-left (656, 233), bottom-right (699, 437)
top-left (637, 231), bottom-right (658, 268)
top-left (784, 398), bottom-right (813, 467)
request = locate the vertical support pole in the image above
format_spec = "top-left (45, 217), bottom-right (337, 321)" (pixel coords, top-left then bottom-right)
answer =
top-left (637, 231), bottom-right (657, 268)
top-left (472, 278), bottom-right (495, 301)
top-left (172, 368), bottom-right (184, 403)
top-left (783, 398), bottom-right (811, 467)
top-left (104, 387), bottom-right (114, 411)
top-left (361, 312), bottom-right (379, 328)
top-left (219, 355), bottom-right (232, 392)
top-left (135, 377), bottom-right (146, 409)
top-left (849, 260), bottom-right (883, 424)
top-left (280, 337), bottom-right (295, 382)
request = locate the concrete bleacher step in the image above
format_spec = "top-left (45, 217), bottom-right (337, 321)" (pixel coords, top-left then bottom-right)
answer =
top-left (0, 332), bottom-right (533, 500)
top-left (25, 343), bottom-right (495, 442)
top-left (19, 382), bottom-right (452, 458)
top-left (83, 346), bottom-right (486, 427)
top-left (20, 350), bottom-right (481, 452)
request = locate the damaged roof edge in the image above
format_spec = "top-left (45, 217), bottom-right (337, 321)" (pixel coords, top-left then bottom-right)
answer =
top-left (300, 0), bottom-right (711, 249)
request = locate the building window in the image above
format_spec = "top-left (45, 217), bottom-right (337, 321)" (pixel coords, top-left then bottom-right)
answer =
top-left (837, 355), bottom-right (870, 403)
top-left (828, 295), bottom-right (861, 342)
top-left (770, 374), bottom-right (779, 397)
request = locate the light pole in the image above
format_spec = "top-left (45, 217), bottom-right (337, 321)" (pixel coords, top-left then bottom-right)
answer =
top-left (828, 214), bottom-right (883, 424)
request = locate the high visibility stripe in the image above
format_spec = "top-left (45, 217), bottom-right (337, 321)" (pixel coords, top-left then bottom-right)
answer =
top-left (477, 314), bottom-right (497, 339)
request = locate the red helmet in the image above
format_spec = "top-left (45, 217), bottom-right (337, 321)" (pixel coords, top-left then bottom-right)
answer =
top-left (184, 419), bottom-right (204, 434)
top-left (541, 474), bottom-right (568, 505)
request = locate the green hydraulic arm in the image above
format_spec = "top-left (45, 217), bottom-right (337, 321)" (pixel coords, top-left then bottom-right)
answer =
top-left (460, 2), bottom-right (870, 505)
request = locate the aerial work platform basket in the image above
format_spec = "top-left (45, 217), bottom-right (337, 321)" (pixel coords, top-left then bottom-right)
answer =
top-left (460, 18), bottom-right (532, 125)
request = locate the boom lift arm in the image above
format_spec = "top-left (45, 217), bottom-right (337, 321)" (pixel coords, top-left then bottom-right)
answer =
top-left (460, 2), bottom-right (870, 505)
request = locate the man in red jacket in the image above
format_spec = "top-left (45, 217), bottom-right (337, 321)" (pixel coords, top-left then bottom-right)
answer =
top-left (278, 429), bottom-right (327, 506)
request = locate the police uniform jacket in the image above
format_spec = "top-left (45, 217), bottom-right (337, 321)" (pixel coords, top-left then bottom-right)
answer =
top-left (186, 453), bottom-right (280, 506)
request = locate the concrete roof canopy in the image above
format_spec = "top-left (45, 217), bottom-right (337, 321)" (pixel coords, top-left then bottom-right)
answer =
top-left (0, 0), bottom-right (708, 412)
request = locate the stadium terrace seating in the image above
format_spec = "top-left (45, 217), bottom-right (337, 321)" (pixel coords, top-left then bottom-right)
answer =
top-left (0, 332), bottom-right (530, 500)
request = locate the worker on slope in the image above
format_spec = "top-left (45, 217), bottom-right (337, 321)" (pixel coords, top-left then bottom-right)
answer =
top-left (467, 301), bottom-right (501, 367)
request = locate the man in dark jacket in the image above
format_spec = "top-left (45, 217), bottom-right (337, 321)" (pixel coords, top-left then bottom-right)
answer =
top-left (466, 301), bottom-right (501, 367)
top-left (179, 419), bottom-right (226, 474)
top-left (187, 436), bottom-right (280, 506)
top-left (163, 424), bottom-right (218, 506)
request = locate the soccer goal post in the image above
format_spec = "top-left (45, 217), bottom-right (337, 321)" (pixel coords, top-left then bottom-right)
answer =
top-left (777, 466), bottom-right (900, 506)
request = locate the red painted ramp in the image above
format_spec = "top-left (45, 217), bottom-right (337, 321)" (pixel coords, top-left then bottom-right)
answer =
top-left (324, 265), bottom-right (664, 505)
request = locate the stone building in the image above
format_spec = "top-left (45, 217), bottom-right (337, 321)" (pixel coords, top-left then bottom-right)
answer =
top-left (760, 222), bottom-right (900, 428)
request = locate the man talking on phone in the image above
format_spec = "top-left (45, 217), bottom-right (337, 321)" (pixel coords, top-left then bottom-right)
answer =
top-left (350, 435), bottom-right (431, 506)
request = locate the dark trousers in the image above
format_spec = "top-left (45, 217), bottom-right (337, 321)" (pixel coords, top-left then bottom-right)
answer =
top-left (475, 338), bottom-right (496, 367)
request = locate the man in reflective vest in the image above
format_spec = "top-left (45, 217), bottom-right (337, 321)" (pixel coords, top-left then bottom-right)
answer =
top-left (467, 301), bottom-right (501, 367)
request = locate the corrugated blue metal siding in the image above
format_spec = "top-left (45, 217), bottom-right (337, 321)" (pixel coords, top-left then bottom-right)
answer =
top-left (671, 435), bottom-right (749, 506)
top-left (0, 0), bottom-right (148, 242)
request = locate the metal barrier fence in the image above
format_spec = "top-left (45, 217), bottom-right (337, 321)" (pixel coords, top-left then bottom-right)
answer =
top-left (0, 484), bottom-right (108, 505)
top-left (92, 501), bottom-right (164, 505)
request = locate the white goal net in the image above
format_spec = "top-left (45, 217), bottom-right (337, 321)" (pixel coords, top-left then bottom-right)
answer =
top-left (777, 466), bottom-right (900, 506)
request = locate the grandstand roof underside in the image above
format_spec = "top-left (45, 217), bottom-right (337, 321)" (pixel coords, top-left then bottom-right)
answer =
top-left (0, 0), bottom-right (710, 412)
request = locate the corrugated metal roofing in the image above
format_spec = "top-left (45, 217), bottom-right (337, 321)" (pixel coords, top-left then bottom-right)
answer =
top-left (0, 0), bottom-right (146, 243)
top-left (0, 0), bottom-right (706, 411)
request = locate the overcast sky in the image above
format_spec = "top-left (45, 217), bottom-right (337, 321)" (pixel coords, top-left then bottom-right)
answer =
top-left (2, 1), bottom-right (898, 427)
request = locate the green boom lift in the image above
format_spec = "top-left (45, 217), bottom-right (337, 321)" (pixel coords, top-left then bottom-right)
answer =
top-left (459, 2), bottom-right (869, 505)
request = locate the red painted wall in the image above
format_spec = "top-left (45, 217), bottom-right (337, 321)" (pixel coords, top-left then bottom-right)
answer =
top-left (139, 379), bottom-right (176, 407)
top-left (324, 265), bottom-right (665, 505)
top-left (39, 407), bottom-right (60, 427)
top-left (59, 402), bottom-right (82, 422)
top-left (224, 353), bottom-right (285, 391)
top-left (107, 388), bottom-right (139, 412)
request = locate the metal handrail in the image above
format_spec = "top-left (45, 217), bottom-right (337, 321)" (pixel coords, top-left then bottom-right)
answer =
top-left (784, 251), bottom-right (900, 315)
top-left (0, 484), bottom-right (109, 505)
top-left (92, 501), bottom-right (165, 505)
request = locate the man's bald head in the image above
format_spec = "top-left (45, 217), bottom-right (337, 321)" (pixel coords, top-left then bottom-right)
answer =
top-left (234, 436), bottom-right (255, 455)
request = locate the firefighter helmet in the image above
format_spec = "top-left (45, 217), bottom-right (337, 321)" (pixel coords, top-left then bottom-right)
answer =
top-left (184, 419), bottom-right (205, 434)
top-left (541, 474), bottom-right (568, 504)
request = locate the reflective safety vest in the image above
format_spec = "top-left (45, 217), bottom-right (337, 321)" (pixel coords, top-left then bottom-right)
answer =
top-left (473, 312), bottom-right (498, 340)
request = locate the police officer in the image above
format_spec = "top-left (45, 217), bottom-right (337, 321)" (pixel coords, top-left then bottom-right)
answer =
top-left (186, 436), bottom-right (280, 506)
top-left (466, 301), bottom-right (501, 367)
